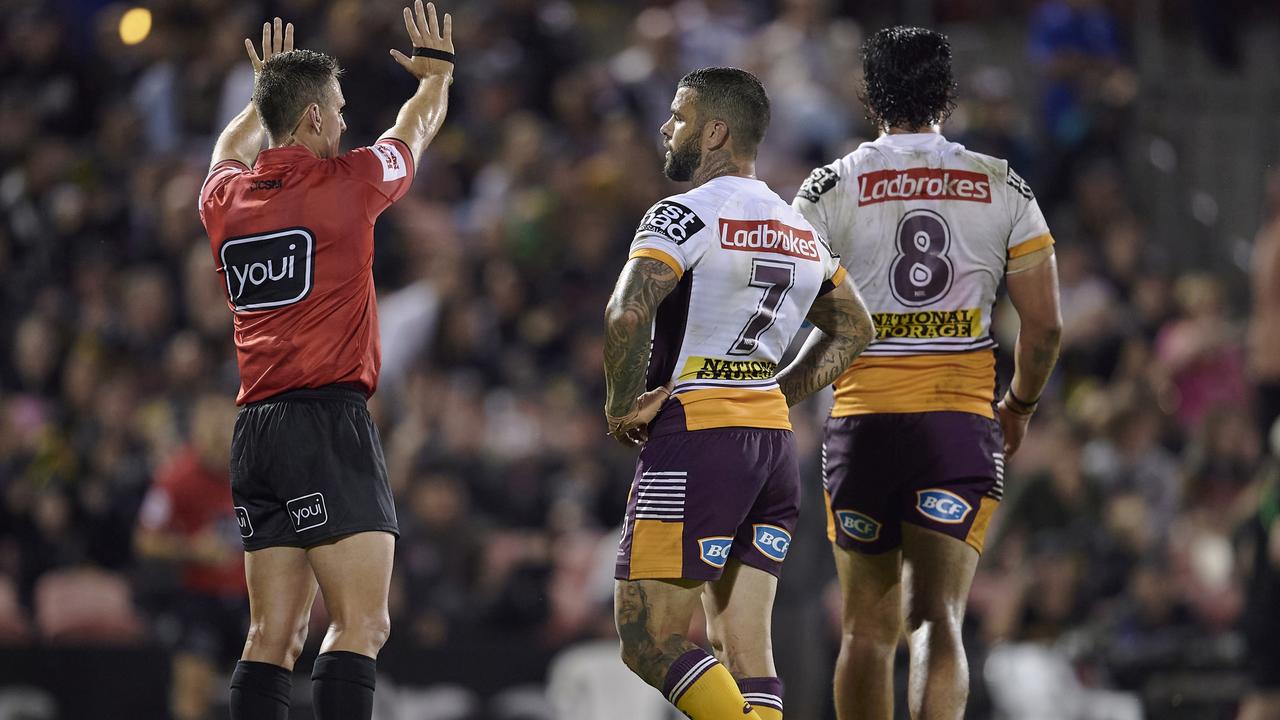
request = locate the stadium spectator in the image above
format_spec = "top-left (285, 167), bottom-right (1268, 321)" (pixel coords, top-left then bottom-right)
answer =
top-left (135, 393), bottom-right (246, 720)
top-left (1250, 168), bottom-right (1280, 441)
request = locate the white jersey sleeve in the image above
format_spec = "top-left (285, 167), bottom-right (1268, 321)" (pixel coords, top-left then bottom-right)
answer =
top-left (793, 164), bottom-right (842, 243)
top-left (1005, 167), bottom-right (1053, 262)
top-left (629, 197), bottom-right (713, 277)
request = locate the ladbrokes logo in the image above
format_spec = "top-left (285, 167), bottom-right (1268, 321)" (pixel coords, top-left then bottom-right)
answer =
top-left (873, 308), bottom-right (982, 339)
top-left (219, 228), bottom-right (314, 311)
top-left (680, 356), bottom-right (777, 382)
top-left (857, 169), bottom-right (991, 206)
top-left (719, 219), bottom-right (819, 261)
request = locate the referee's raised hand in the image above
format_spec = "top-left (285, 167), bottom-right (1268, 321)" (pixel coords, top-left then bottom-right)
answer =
top-left (390, 1), bottom-right (454, 80)
top-left (244, 17), bottom-right (294, 77)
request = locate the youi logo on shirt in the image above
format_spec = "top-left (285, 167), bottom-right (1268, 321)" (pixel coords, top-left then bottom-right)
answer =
top-left (219, 228), bottom-right (315, 311)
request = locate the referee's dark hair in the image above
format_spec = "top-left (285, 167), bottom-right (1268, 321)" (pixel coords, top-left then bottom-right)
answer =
top-left (678, 67), bottom-right (771, 158)
top-left (861, 27), bottom-right (958, 131)
top-left (253, 50), bottom-right (343, 141)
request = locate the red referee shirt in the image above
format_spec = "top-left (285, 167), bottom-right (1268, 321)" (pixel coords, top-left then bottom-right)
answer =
top-left (199, 139), bottom-right (414, 405)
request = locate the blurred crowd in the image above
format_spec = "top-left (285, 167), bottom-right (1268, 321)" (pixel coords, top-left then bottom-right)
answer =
top-left (0, 0), bottom-right (1276, 718)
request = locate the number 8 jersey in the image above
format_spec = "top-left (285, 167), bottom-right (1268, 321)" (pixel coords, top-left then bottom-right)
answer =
top-left (630, 175), bottom-right (846, 434)
top-left (792, 133), bottom-right (1053, 419)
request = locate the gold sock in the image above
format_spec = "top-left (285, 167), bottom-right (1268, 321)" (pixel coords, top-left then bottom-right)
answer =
top-left (738, 675), bottom-right (784, 720)
top-left (667, 653), bottom-right (762, 719)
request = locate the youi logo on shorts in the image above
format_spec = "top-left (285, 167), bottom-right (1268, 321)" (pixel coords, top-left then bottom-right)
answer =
top-left (219, 228), bottom-right (315, 311)
top-left (752, 525), bottom-right (791, 562)
top-left (698, 537), bottom-right (733, 568)
top-left (286, 492), bottom-right (328, 532)
top-left (916, 490), bottom-right (972, 524)
top-left (835, 510), bottom-right (881, 542)
top-left (234, 506), bottom-right (254, 538)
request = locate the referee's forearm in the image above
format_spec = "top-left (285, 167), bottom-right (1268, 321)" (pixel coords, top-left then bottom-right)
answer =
top-left (211, 101), bottom-right (264, 169)
top-left (386, 76), bottom-right (451, 164)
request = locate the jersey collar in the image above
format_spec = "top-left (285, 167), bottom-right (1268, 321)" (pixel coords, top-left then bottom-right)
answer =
top-left (255, 145), bottom-right (317, 167)
top-left (875, 132), bottom-right (948, 147)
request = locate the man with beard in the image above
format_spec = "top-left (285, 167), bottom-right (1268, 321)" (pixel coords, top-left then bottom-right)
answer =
top-left (604, 67), bottom-right (875, 720)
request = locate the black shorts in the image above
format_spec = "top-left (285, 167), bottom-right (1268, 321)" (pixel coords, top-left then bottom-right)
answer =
top-left (231, 384), bottom-right (399, 551)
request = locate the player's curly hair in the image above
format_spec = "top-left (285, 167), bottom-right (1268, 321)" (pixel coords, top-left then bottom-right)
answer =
top-left (253, 50), bottom-right (343, 141)
top-left (860, 27), bottom-right (958, 131)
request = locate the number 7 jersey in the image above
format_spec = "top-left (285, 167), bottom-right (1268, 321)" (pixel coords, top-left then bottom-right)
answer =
top-left (792, 133), bottom-right (1053, 419)
top-left (629, 175), bottom-right (846, 433)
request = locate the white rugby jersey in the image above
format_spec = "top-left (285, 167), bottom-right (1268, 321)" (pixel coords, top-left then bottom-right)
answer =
top-left (792, 133), bottom-right (1053, 418)
top-left (630, 175), bottom-right (846, 432)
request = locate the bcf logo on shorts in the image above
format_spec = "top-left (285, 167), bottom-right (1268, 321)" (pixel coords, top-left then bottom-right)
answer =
top-left (698, 537), bottom-right (733, 569)
top-left (916, 490), bottom-right (972, 524)
top-left (286, 492), bottom-right (328, 532)
top-left (835, 510), bottom-right (880, 542)
top-left (752, 525), bottom-right (791, 562)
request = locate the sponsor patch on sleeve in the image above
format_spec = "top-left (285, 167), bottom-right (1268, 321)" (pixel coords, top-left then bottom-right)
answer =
top-left (1007, 168), bottom-right (1034, 201)
top-left (371, 142), bottom-right (408, 182)
top-left (796, 166), bottom-right (839, 203)
top-left (637, 200), bottom-right (706, 245)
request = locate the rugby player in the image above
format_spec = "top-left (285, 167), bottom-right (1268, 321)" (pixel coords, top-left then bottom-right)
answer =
top-left (197, 6), bottom-right (453, 719)
top-left (792, 28), bottom-right (1063, 720)
top-left (605, 67), bottom-right (875, 720)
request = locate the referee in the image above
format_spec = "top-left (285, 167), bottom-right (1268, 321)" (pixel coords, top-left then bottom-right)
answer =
top-left (197, 5), bottom-right (453, 719)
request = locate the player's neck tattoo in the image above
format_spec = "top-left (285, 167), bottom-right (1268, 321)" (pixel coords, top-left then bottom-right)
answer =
top-left (691, 148), bottom-right (742, 187)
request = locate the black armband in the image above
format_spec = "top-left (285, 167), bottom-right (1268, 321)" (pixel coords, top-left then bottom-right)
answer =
top-left (1005, 387), bottom-right (1040, 415)
top-left (412, 47), bottom-right (455, 64)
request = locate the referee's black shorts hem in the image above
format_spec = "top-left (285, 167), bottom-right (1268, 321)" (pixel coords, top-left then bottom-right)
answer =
top-left (241, 523), bottom-right (401, 552)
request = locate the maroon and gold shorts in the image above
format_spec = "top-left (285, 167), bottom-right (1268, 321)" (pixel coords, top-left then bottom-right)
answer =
top-left (822, 412), bottom-right (1003, 555)
top-left (615, 427), bottom-right (799, 582)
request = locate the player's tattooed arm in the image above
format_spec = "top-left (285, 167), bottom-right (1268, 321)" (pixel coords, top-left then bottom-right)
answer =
top-left (211, 18), bottom-right (294, 170)
top-left (777, 277), bottom-right (875, 407)
top-left (604, 258), bottom-right (679, 442)
top-left (615, 581), bottom-right (699, 689)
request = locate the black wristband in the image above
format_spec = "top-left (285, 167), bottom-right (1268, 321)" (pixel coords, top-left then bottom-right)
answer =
top-left (413, 47), bottom-right (455, 63)
top-left (1006, 387), bottom-right (1039, 414)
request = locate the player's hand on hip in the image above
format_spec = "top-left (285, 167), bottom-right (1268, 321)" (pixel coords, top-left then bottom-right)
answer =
top-left (995, 399), bottom-right (1032, 458)
top-left (245, 17), bottom-right (295, 78)
top-left (390, 1), bottom-right (455, 81)
top-left (606, 384), bottom-right (673, 447)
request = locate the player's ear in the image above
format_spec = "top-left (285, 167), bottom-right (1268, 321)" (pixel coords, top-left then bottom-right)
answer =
top-left (704, 118), bottom-right (730, 152)
top-left (307, 104), bottom-right (322, 133)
